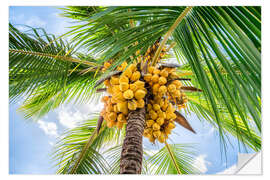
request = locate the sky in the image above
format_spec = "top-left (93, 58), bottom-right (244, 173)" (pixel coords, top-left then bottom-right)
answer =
top-left (9, 6), bottom-right (255, 175)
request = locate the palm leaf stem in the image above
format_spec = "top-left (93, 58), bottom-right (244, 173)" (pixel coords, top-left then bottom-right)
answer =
top-left (152, 6), bottom-right (193, 65)
top-left (165, 141), bottom-right (181, 174)
top-left (9, 49), bottom-right (95, 66)
top-left (70, 128), bottom-right (97, 174)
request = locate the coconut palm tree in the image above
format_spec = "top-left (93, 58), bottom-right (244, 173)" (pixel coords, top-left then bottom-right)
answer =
top-left (9, 6), bottom-right (261, 174)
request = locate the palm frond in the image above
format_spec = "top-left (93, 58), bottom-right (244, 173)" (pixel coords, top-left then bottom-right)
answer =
top-left (9, 24), bottom-right (105, 119)
top-left (172, 6), bottom-right (261, 150)
top-left (147, 143), bottom-right (200, 174)
top-left (52, 117), bottom-right (125, 174)
top-left (61, 7), bottom-right (188, 67)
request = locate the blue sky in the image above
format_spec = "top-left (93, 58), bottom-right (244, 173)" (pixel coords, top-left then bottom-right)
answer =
top-left (9, 6), bottom-right (254, 175)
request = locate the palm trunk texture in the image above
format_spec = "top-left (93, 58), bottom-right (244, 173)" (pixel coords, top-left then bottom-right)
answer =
top-left (120, 107), bottom-right (146, 174)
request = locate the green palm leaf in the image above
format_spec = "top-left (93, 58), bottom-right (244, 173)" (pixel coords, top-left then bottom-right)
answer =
top-left (52, 116), bottom-right (125, 174)
top-left (9, 24), bottom-right (105, 119)
top-left (172, 6), bottom-right (260, 150)
top-left (147, 143), bottom-right (200, 174)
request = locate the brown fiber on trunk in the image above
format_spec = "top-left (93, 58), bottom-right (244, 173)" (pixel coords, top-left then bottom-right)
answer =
top-left (120, 107), bottom-right (146, 174)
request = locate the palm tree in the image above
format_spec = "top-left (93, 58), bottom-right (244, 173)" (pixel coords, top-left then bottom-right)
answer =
top-left (9, 6), bottom-right (261, 174)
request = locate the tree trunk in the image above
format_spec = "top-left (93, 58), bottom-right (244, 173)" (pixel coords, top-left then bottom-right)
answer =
top-left (120, 107), bottom-right (146, 174)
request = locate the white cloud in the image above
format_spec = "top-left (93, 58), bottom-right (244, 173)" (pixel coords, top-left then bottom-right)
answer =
top-left (217, 164), bottom-right (236, 174)
top-left (81, 101), bottom-right (104, 114)
top-left (193, 154), bottom-right (211, 173)
top-left (25, 16), bottom-right (46, 28)
top-left (56, 101), bottom-right (103, 129)
top-left (37, 120), bottom-right (58, 137)
top-left (57, 108), bottom-right (87, 129)
top-left (48, 141), bottom-right (55, 146)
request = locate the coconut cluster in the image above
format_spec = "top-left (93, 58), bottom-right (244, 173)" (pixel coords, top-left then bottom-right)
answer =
top-left (101, 62), bottom-right (147, 129)
top-left (143, 96), bottom-right (176, 143)
top-left (144, 66), bottom-right (188, 109)
top-left (100, 96), bottom-right (126, 129)
top-left (99, 41), bottom-right (189, 143)
top-left (143, 65), bottom-right (188, 143)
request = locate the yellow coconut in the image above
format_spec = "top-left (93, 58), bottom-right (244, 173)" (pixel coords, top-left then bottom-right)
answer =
top-left (166, 112), bottom-right (175, 120)
top-left (153, 68), bottom-right (160, 75)
top-left (169, 71), bottom-right (178, 79)
top-left (143, 131), bottom-right (151, 138)
top-left (119, 75), bottom-right (129, 84)
top-left (164, 127), bottom-right (172, 135)
top-left (171, 112), bottom-right (177, 120)
top-left (157, 111), bottom-right (166, 119)
top-left (112, 85), bottom-right (121, 94)
top-left (144, 127), bottom-right (152, 134)
top-left (159, 77), bottom-right (167, 85)
top-left (134, 89), bottom-right (146, 100)
top-left (113, 105), bottom-right (118, 112)
top-left (158, 86), bottom-right (167, 95)
top-left (173, 90), bottom-right (181, 98)
top-left (159, 98), bottom-right (165, 107)
top-left (119, 82), bottom-right (129, 92)
top-left (117, 101), bottom-right (128, 113)
top-left (160, 69), bottom-right (169, 78)
top-left (117, 61), bottom-right (128, 71)
top-left (144, 73), bottom-right (152, 82)
top-left (128, 99), bottom-right (137, 110)
top-left (106, 85), bottom-right (113, 94)
top-left (122, 68), bottom-right (132, 78)
top-left (151, 74), bottom-right (159, 83)
top-left (153, 130), bottom-right (161, 138)
top-left (167, 103), bottom-right (175, 113)
top-left (156, 117), bottom-right (165, 125)
top-left (172, 80), bottom-right (182, 88)
top-left (149, 110), bottom-right (158, 120)
top-left (146, 120), bottom-right (155, 127)
top-left (106, 105), bottom-right (114, 112)
top-left (167, 122), bottom-right (176, 129)
top-left (129, 64), bottom-right (137, 72)
top-left (108, 112), bottom-right (117, 121)
top-left (152, 123), bottom-right (160, 131)
top-left (147, 104), bottom-right (152, 111)
top-left (110, 76), bottom-right (119, 85)
top-left (157, 132), bottom-right (165, 143)
top-left (123, 89), bottom-right (134, 99)
top-left (129, 83), bottom-right (138, 92)
top-left (152, 84), bottom-right (160, 95)
top-left (136, 98), bottom-right (145, 108)
top-left (117, 113), bottom-right (126, 123)
top-left (168, 84), bottom-right (176, 93)
top-left (153, 104), bottom-right (160, 111)
top-left (130, 71), bottom-right (141, 82)
top-left (111, 96), bottom-right (118, 104)
top-left (134, 80), bottom-right (145, 89)
top-left (114, 92), bottom-right (125, 102)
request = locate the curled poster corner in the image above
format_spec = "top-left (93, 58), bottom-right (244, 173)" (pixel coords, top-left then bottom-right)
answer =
top-left (235, 152), bottom-right (262, 175)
